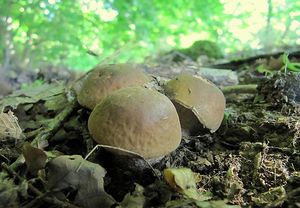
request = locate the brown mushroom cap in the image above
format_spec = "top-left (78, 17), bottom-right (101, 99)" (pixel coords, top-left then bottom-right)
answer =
top-left (163, 74), bottom-right (226, 133)
top-left (88, 87), bottom-right (182, 159)
top-left (77, 63), bottom-right (150, 109)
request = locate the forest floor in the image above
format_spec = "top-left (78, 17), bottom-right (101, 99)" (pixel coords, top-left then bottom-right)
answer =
top-left (0, 50), bottom-right (300, 208)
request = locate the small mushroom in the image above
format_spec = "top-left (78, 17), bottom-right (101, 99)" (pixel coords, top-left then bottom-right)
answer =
top-left (163, 74), bottom-right (226, 134)
top-left (77, 63), bottom-right (150, 109)
top-left (88, 87), bottom-right (182, 159)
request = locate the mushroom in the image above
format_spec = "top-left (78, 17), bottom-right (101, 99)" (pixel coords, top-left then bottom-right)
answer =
top-left (77, 63), bottom-right (150, 109)
top-left (163, 74), bottom-right (226, 134)
top-left (88, 87), bottom-right (182, 159)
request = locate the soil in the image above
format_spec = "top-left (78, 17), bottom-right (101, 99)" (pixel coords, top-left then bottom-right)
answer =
top-left (0, 51), bottom-right (300, 208)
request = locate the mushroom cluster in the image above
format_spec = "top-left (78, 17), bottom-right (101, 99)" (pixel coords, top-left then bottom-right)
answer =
top-left (77, 64), bottom-right (226, 159)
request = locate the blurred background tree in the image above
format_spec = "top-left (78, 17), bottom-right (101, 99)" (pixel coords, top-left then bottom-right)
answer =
top-left (0, 0), bottom-right (299, 71)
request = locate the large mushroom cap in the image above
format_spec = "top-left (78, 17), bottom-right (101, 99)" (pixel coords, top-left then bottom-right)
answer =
top-left (77, 63), bottom-right (150, 109)
top-left (163, 74), bottom-right (226, 133)
top-left (88, 87), bottom-right (182, 159)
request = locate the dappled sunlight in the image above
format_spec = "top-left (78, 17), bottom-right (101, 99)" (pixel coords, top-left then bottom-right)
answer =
top-left (80, 0), bottom-right (118, 22)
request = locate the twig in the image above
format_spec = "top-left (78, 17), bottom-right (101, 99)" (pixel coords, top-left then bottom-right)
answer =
top-left (1, 162), bottom-right (80, 208)
top-left (10, 100), bottom-right (79, 170)
top-left (221, 84), bottom-right (258, 94)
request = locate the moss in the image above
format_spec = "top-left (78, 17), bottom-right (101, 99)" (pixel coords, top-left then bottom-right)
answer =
top-left (180, 40), bottom-right (224, 60)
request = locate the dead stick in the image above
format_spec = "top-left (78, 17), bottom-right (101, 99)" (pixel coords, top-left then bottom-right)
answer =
top-left (1, 162), bottom-right (80, 208)
top-left (221, 84), bottom-right (258, 94)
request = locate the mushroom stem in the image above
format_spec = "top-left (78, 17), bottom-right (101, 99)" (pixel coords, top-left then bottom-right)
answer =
top-left (221, 84), bottom-right (258, 94)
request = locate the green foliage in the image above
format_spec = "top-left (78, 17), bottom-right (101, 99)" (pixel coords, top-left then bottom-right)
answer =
top-left (256, 53), bottom-right (300, 76)
top-left (282, 53), bottom-right (300, 73)
top-left (0, 0), bottom-right (299, 71)
top-left (256, 65), bottom-right (274, 76)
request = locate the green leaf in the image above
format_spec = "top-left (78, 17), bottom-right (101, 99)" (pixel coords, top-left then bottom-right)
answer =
top-left (256, 65), bottom-right (274, 76)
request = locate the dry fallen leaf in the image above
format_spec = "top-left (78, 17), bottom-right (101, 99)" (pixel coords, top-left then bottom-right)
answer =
top-left (46, 155), bottom-right (116, 208)
top-left (118, 183), bottom-right (145, 208)
top-left (163, 168), bottom-right (212, 201)
top-left (0, 173), bottom-right (19, 207)
top-left (0, 83), bottom-right (65, 109)
top-left (22, 142), bottom-right (47, 175)
top-left (0, 110), bottom-right (24, 141)
top-left (166, 198), bottom-right (241, 208)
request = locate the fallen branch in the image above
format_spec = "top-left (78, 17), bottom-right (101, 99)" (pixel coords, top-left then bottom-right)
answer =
top-left (221, 84), bottom-right (258, 94)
